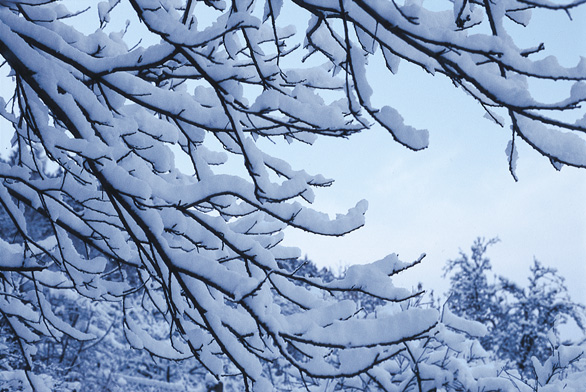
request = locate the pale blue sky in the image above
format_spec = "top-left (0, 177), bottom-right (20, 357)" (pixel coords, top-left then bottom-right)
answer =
top-left (268, 93), bottom-right (586, 304)
top-left (260, 5), bottom-right (586, 305)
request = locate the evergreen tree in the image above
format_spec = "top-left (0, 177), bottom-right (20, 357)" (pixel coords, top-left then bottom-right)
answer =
top-left (444, 237), bottom-right (586, 378)
top-left (443, 238), bottom-right (501, 328)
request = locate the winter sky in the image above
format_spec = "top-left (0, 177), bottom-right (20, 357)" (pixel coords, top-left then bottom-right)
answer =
top-left (0, 1), bottom-right (584, 307)
top-left (261, 4), bottom-right (586, 306)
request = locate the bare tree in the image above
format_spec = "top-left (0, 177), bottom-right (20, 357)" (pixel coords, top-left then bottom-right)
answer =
top-left (1, 0), bottom-right (585, 390)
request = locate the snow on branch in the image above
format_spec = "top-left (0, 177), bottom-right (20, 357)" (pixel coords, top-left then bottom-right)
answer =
top-left (0, 0), bottom-right (585, 390)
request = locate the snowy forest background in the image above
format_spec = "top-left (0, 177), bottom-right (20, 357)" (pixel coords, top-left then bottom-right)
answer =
top-left (2, 198), bottom-right (586, 391)
top-left (1, 0), bottom-right (586, 391)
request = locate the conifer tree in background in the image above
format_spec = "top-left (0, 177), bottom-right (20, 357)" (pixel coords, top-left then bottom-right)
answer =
top-left (443, 238), bottom-right (501, 332)
top-left (444, 237), bottom-right (586, 378)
